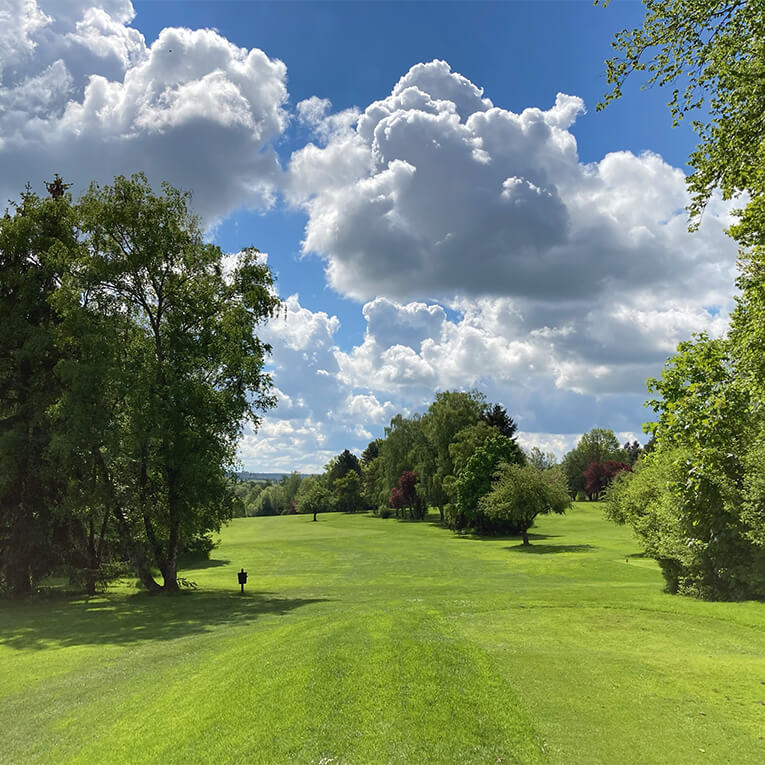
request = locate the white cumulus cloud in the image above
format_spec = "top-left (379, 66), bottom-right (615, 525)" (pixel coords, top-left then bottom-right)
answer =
top-left (288, 59), bottom-right (736, 311)
top-left (0, 0), bottom-right (288, 222)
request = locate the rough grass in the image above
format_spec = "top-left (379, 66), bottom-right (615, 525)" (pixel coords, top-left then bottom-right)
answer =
top-left (1, 503), bottom-right (764, 764)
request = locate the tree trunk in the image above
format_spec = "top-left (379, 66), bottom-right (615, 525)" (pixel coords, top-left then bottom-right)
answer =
top-left (85, 518), bottom-right (97, 596)
top-left (313, 511), bottom-right (317, 522)
top-left (160, 455), bottom-right (180, 593)
top-left (6, 556), bottom-right (32, 598)
top-left (112, 508), bottom-right (161, 593)
top-left (96, 450), bottom-right (161, 593)
top-left (522, 528), bottom-right (529, 545)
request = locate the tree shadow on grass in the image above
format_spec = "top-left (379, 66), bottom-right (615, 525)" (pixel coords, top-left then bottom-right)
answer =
top-left (459, 532), bottom-right (560, 543)
top-left (506, 543), bottom-right (596, 554)
top-left (178, 557), bottom-right (231, 570)
top-left (0, 590), bottom-right (327, 651)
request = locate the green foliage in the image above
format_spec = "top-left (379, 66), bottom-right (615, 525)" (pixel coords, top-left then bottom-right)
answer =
top-left (360, 454), bottom-right (383, 510)
top-left (451, 431), bottom-right (524, 531)
top-left (179, 532), bottom-right (218, 561)
top-left (333, 471), bottom-right (362, 513)
top-left (0, 184), bottom-right (78, 595)
top-left (1, 174), bottom-right (280, 596)
top-left (605, 450), bottom-right (691, 591)
top-left (561, 428), bottom-right (623, 498)
top-left (68, 174), bottom-right (280, 592)
top-left (326, 449), bottom-right (361, 486)
top-left (449, 421), bottom-right (499, 477)
top-left (483, 402), bottom-right (519, 439)
top-left (419, 391), bottom-right (487, 517)
top-left (295, 476), bottom-right (334, 520)
top-left (598, 0), bottom-right (765, 233)
top-left (610, 332), bottom-right (765, 599)
top-left (525, 446), bottom-right (558, 471)
top-left (599, 2), bottom-right (765, 599)
top-left (377, 413), bottom-right (428, 505)
top-left (479, 463), bottom-right (570, 544)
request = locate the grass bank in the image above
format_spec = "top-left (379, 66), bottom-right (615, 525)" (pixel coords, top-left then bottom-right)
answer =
top-left (1, 503), bottom-right (764, 764)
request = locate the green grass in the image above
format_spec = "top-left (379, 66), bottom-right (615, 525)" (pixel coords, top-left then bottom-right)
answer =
top-left (2, 503), bottom-right (765, 764)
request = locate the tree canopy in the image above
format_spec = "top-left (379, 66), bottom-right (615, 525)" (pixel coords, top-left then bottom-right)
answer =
top-left (0, 175), bottom-right (280, 596)
top-left (598, 0), bottom-right (765, 599)
top-left (598, 0), bottom-right (765, 236)
top-left (479, 463), bottom-right (570, 545)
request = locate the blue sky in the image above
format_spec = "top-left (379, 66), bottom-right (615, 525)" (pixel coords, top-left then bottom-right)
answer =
top-left (134, 0), bottom-right (697, 343)
top-left (1, 1), bottom-right (737, 470)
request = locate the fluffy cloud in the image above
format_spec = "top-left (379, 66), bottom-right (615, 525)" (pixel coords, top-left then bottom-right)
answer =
top-left (245, 292), bottom-right (692, 471)
top-left (290, 59), bottom-right (736, 310)
top-left (246, 295), bottom-right (400, 472)
top-left (0, 0), bottom-right (288, 221)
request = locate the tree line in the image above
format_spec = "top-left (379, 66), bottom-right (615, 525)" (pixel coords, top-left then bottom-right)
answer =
top-left (599, 0), bottom-right (765, 600)
top-left (0, 175), bottom-right (280, 597)
top-left (232, 417), bottom-right (648, 536)
top-left (286, 391), bottom-right (575, 543)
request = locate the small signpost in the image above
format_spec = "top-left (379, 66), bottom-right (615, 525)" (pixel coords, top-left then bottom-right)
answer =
top-left (237, 568), bottom-right (247, 594)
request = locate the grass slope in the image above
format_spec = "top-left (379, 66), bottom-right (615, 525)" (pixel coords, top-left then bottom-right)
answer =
top-left (1, 503), bottom-right (764, 764)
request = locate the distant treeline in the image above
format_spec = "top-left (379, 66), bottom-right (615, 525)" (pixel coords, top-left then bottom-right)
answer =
top-left (237, 471), bottom-right (317, 483)
top-left (280, 392), bottom-right (651, 542)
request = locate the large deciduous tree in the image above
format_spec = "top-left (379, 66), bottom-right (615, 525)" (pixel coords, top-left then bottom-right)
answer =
top-left (451, 431), bottom-right (524, 532)
top-left (389, 470), bottom-right (424, 520)
top-left (70, 174), bottom-right (280, 592)
top-left (561, 428), bottom-right (623, 498)
top-left (598, 1), bottom-right (765, 599)
top-left (582, 460), bottom-right (632, 501)
top-left (416, 391), bottom-right (486, 522)
top-left (479, 464), bottom-right (570, 545)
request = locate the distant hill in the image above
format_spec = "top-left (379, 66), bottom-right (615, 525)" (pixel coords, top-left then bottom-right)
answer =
top-left (236, 471), bottom-right (317, 482)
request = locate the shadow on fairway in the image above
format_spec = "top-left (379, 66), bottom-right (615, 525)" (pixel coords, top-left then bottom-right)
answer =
top-left (461, 532), bottom-right (559, 543)
top-left (178, 557), bottom-right (231, 570)
top-left (506, 543), bottom-right (596, 554)
top-left (0, 590), bottom-right (327, 651)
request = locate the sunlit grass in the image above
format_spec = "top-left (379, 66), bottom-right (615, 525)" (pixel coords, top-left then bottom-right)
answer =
top-left (1, 503), bottom-right (764, 764)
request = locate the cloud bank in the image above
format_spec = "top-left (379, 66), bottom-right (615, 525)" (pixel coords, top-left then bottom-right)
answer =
top-left (0, 0), bottom-right (288, 220)
top-left (290, 60), bottom-right (735, 311)
top-left (4, 4), bottom-right (738, 471)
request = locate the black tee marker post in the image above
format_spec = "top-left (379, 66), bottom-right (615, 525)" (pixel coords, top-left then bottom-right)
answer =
top-left (237, 568), bottom-right (247, 594)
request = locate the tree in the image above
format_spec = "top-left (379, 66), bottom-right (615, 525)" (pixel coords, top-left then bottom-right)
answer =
top-left (389, 470), bottom-right (425, 520)
top-left (333, 471), bottom-right (362, 513)
top-left (526, 446), bottom-right (558, 471)
top-left (0, 182), bottom-right (76, 595)
top-left (607, 331), bottom-right (765, 599)
top-left (72, 174), bottom-right (279, 592)
top-left (448, 421), bottom-right (497, 477)
top-left (582, 460), bottom-right (632, 501)
top-left (326, 449), bottom-right (361, 487)
top-left (377, 413), bottom-right (428, 507)
top-left (484, 403), bottom-right (519, 440)
top-left (361, 439), bottom-right (380, 465)
top-left (561, 428), bottom-right (623, 498)
top-left (451, 431), bottom-right (524, 532)
top-left (280, 472), bottom-right (303, 512)
top-left (479, 463), bottom-right (570, 545)
top-left (598, 0), bottom-right (765, 238)
top-left (622, 440), bottom-right (643, 465)
top-left (295, 476), bottom-right (333, 521)
top-left (419, 390), bottom-right (487, 521)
